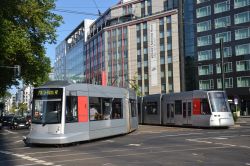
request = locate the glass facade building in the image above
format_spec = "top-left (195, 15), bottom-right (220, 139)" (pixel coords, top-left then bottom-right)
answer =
top-left (194, 0), bottom-right (250, 115)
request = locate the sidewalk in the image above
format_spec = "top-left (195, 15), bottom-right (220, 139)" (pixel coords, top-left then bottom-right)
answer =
top-left (235, 116), bottom-right (250, 126)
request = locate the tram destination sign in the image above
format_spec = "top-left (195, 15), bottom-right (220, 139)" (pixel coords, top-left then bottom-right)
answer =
top-left (34, 88), bottom-right (63, 99)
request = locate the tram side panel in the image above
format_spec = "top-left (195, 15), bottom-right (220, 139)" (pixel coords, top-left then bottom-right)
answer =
top-left (64, 96), bottom-right (90, 143)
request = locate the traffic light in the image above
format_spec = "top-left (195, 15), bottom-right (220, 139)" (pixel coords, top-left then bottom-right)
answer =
top-left (14, 65), bottom-right (21, 78)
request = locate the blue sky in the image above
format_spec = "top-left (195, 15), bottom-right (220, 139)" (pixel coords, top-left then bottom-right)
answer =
top-left (45, 0), bottom-right (119, 66)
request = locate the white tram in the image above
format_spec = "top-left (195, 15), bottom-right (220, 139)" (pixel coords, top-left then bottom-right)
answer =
top-left (24, 81), bottom-right (138, 145)
top-left (139, 91), bottom-right (234, 127)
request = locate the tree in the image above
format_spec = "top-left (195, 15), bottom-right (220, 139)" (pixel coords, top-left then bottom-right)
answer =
top-left (0, 0), bottom-right (63, 97)
top-left (129, 74), bottom-right (142, 97)
top-left (18, 102), bottom-right (28, 116)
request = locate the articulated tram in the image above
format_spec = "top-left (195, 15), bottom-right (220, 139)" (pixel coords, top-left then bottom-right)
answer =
top-left (138, 91), bottom-right (234, 127)
top-left (24, 81), bottom-right (138, 145)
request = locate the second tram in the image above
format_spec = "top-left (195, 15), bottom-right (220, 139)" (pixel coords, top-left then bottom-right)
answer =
top-left (139, 90), bottom-right (234, 127)
top-left (25, 81), bottom-right (138, 145)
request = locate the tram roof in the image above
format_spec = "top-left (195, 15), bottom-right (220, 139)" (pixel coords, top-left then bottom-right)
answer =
top-left (39, 81), bottom-right (136, 99)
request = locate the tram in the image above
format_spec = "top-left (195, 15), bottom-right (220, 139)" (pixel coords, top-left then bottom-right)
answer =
top-left (140, 90), bottom-right (234, 127)
top-left (24, 81), bottom-right (138, 145)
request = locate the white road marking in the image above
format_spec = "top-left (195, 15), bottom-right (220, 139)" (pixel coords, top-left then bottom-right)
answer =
top-left (214, 143), bottom-right (236, 147)
top-left (6, 147), bottom-right (30, 150)
top-left (127, 144), bottom-right (141, 147)
top-left (14, 140), bottom-right (23, 143)
top-left (1, 150), bottom-right (56, 166)
top-left (245, 163), bottom-right (250, 165)
top-left (213, 137), bottom-right (228, 140)
top-left (102, 140), bottom-right (114, 143)
top-left (24, 149), bottom-right (70, 155)
top-left (4, 130), bottom-right (17, 134)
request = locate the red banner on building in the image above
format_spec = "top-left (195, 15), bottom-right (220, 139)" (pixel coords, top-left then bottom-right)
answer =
top-left (102, 71), bottom-right (107, 86)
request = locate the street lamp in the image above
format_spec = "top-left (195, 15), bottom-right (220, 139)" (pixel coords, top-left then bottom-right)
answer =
top-left (220, 38), bottom-right (225, 90)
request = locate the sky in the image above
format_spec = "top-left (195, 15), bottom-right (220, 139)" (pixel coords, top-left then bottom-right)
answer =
top-left (45, 0), bottom-right (119, 66)
top-left (10, 0), bottom-right (119, 94)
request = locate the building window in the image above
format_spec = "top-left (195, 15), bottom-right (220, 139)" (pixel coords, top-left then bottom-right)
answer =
top-left (198, 50), bottom-right (212, 61)
top-left (167, 29), bottom-right (172, 37)
top-left (167, 55), bottom-right (172, 63)
top-left (144, 60), bottom-right (148, 67)
top-left (234, 0), bottom-right (250, 9)
top-left (197, 20), bottom-right (211, 32)
top-left (143, 35), bottom-right (147, 42)
top-left (160, 44), bottom-right (165, 51)
top-left (215, 47), bottom-right (232, 59)
top-left (160, 31), bottom-right (164, 38)
top-left (197, 35), bottom-right (212, 46)
top-left (199, 79), bottom-right (214, 90)
top-left (237, 76), bottom-right (250, 87)
top-left (137, 61), bottom-right (141, 68)
top-left (215, 16), bottom-right (231, 29)
top-left (197, 0), bottom-right (210, 4)
top-left (143, 22), bottom-right (147, 29)
top-left (137, 37), bottom-right (141, 43)
top-left (234, 11), bottom-right (250, 24)
top-left (214, 1), bottom-right (230, 14)
top-left (235, 27), bottom-right (250, 40)
top-left (224, 62), bottom-right (233, 73)
top-left (160, 18), bottom-right (164, 25)
top-left (198, 64), bottom-right (213, 75)
top-left (166, 16), bottom-right (171, 23)
top-left (215, 31), bottom-right (231, 43)
top-left (136, 24), bottom-right (141, 31)
top-left (216, 62), bottom-right (233, 73)
top-left (160, 56), bottom-right (165, 64)
top-left (236, 60), bottom-right (250, 71)
top-left (161, 71), bottom-right (165, 78)
top-left (217, 78), bottom-right (233, 89)
top-left (167, 43), bottom-right (172, 50)
top-left (235, 43), bottom-right (250, 55)
top-left (196, 6), bottom-right (211, 18)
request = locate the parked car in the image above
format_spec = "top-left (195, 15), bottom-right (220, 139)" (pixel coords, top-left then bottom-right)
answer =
top-left (2, 115), bottom-right (14, 127)
top-left (10, 116), bottom-right (30, 129)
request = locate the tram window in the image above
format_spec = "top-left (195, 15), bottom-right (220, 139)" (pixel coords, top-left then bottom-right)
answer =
top-left (89, 97), bottom-right (102, 121)
top-left (170, 104), bottom-right (174, 118)
top-left (175, 100), bottom-right (182, 115)
top-left (201, 99), bottom-right (211, 115)
top-left (130, 99), bottom-right (137, 117)
top-left (112, 98), bottom-right (122, 119)
top-left (66, 96), bottom-right (78, 123)
top-left (167, 104), bottom-right (170, 118)
top-left (188, 102), bottom-right (192, 116)
top-left (183, 103), bottom-right (186, 118)
top-left (145, 102), bottom-right (157, 114)
top-left (209, 92), bottom-right (229, 112)
top-left (102, 98), bottom-right (112, 120)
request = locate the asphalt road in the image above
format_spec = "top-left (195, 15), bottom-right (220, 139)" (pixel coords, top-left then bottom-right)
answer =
top-left (0, 125), bottom-right (250, 166)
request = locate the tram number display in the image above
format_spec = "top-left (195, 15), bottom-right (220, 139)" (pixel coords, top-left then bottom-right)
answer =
top-left (34, 88), bottom-right (63, 99)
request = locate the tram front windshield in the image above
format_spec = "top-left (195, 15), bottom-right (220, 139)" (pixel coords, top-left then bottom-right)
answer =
top-left (32, 88), bottom-right (63, 124)
top-left (208, 92), bottom-right (230, 112)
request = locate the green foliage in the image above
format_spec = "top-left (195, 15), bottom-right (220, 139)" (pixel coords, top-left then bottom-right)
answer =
top-left (0, 0), bottom-right (63, 97)
top-left (18, 102), bottom-right (28, 116)
top-left (129, 74), bottom-right (142, 97)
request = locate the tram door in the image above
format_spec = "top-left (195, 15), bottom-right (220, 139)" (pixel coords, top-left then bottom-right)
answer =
top-left (182, 100), bottom-right (192, 125)
top-left (166, 103), bottom-right (174, 124)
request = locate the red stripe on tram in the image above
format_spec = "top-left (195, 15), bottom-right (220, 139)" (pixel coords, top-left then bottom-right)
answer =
top-left (78, 96), bottom-right (89, 122)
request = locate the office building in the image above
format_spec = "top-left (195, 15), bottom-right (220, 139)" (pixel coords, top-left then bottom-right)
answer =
top-left (194, 0), bottom-right (250, 115)
top-left (86, 0), bottom-right (182, 95)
